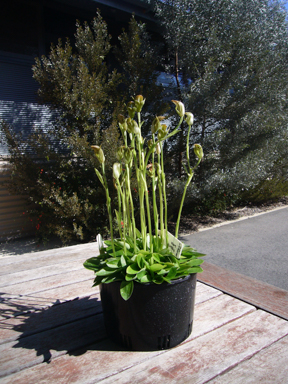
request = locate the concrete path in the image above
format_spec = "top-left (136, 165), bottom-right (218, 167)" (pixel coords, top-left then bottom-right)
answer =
top-left (181, 206), bottom-right (288, 291)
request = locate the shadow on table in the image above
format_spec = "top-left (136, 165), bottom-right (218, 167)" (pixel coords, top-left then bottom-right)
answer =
top-left (1, 294), bottom-right (123, 363)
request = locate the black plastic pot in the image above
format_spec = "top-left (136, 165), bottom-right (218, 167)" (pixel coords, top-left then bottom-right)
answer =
top-left (100, 273), bottom-right (197, 351)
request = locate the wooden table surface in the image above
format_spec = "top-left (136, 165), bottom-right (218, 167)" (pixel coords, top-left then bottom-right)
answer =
top-left (1, 242), bottom-right (288, 383)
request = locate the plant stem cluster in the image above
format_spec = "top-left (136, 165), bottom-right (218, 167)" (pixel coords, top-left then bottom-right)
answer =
top-left (85, 96), bottom-right (204, 299)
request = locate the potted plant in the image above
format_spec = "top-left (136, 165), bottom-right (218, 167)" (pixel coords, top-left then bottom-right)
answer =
top-left (84, 96), bottom-right (205, 350)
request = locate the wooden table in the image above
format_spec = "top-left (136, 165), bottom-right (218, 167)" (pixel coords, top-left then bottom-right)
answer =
top-left (1, 242), bottom-right (288, 383)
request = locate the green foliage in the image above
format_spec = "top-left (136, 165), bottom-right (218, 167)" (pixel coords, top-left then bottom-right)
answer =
top-left (241, 178), bottom-right (288, 205)
top-left (1, 13), bottom-right (163, 243)
top-left (114, 15), bottom-right (166, 134)
top-left (115, 16), bottom-right (160, 100)
top-left (155, 0), bottom-right (288, 210)
top-left (84, 239), bottom-right (204, 300)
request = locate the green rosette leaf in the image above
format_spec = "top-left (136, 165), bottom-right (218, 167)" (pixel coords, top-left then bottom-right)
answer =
top-left (120, 280), bottom-right (134, 301)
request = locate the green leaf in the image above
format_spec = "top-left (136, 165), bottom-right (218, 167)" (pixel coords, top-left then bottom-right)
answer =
top-left (157, 269), bottom-right (169, 276)
top-left (106, 259), bottom-right (120, 268)
top-left (92, 275), bottom-right (104, 286)
top-left (166, 266), bottom-right (178, 280)
top-left (125, 274), bottom-right (136, 281)
top-left (125, 236), bottom-right (138, 251)
top-left (120, 255), bottom-right (127, 267)
top-left (96, 267), bottom-right (118, 276)
top-left (152, 275), bottom-right (164, 284)
top-left (186, 267), bottom-right (203, 274)
top-left (135, 228), bottom-right (142, 238)
top-left (101, 276), bottom-right (117, 283)
top-left (137, 269), bottom-right (147, 279)
top-left (126, 263), bottom-right (141, 274)
top-left (184, 259), bottom-right (204, 267)
top-left (149, 263), bottom-right (166, 272)
top-left (152, 253), bottom-right (162, 263)
top-left (181, 250), bottom-right (206, 258)
top-left (83, 258), bottom-right (101, 270)
top-left (120, 280), bottom-right (134, 301)
top-left (140, 274), bottom-right (152, 283)
top-left (136, 253), bottom-right (146, 269)
top-left (114, 239), bottom-right (131, 250)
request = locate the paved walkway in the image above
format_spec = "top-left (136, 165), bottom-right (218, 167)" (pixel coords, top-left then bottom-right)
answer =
top-left (182, 206), bottom-right (288, 291)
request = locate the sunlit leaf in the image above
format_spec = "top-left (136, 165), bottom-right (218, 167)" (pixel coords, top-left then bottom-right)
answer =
top-left (140, 274), bottom-right (152, 283)
top-left (137, 269), bottom-right (147, 279)
top-left (126, 263), bottom-right (141, 274)
top-left (149, 263), bottom-right (166, 272)
top-left (120, 280), bottom-right (134, 301)
top-left (96, 268), bottom-right (117, 276)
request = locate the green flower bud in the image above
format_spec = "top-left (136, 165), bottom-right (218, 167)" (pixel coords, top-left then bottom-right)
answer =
top-left (156, 142), bottom-right (161, 155)
top-left (124, 147), bottom-right (133, 164)
top-left (126, 118), bottom-right (139, 134)
top-left (117, 146), bottom-right (125, 161)
top-left (91, 145), bottom-right (105, 163)
top-left (185, 112), bottom-right (194, 125)
top-left (155, 162), bottom-right (161, 176)
top-left (134, 126), bottom-right (141, 136)
top-left (127, 101), bottom-right (136, 118)
top-left (193, 143), bottom-right (204, 160)
top-left (113, 163), bottom-right (121, 179)
top-left (158, 124), bottom-right (168, 140)
top-left (134, 95), bottom-right (145, 113)
top-left (147, 139), bottom-right (154, 150)
top-left (151, 116), bottom-right (165, 134)
top-left (172, 100), bottom-right (185, 117)
top-left (147, 163), bottom-right (154, 177)
top-left (118, 114), bottom-right (125, 124)
top-left (118, 114), bottom-right (127, 132)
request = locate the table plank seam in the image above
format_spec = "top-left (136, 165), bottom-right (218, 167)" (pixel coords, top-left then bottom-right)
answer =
top-left (199, 280), bottom-right (288, 321)
top-left (204, 332), bottom-right (288, 384)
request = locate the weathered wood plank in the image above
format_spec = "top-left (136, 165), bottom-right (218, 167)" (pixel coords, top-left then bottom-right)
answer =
top-left (0, 293), bottom-right (256, 382)
top-left (192, 294), bottom-right (255, 340)
top-left (0, 339), bottom-right (162, 384)
top-left (195, 282), bottom-right (222, 304)
top-left (0, 292), bottom-right (101, 345)
top-left (209, 335), bottom-right (288, 383)
top-left (0, 281), bottom-right (99, 320)
top-left (98, 311), bottom-right (288, 384)
top-left (0, 312), bottom-right (107, 378)
top-left (0, 242), bottom-right (98, 270)
top-left (1, 243), bottom-right (287, 384)
top-left (0, 252), bottom-right (87, 276)
top-left (0, 260), bottom-right (88, 288)
top-left (0, 294), bottom-right (53, 321)
top-left (199, 261), bottom-right (288, 320)
top-left (1, 268), bottom-right (92, 296)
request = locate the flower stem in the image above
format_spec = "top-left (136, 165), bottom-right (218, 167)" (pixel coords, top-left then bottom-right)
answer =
top-left (152, 135), bottom-right (158, 238)
top-left (175, 172), bottom-right (194, 239)
top-left (101, 162), bottom-right (115, 255)
top-left (161, 144), bottom-right (168, 246)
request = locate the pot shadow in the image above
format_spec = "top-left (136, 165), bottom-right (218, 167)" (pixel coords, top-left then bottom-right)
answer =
top-left (1, 293), bottom-right (124, 366)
